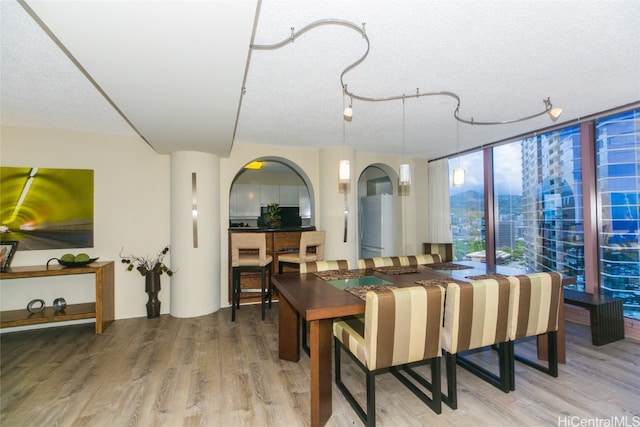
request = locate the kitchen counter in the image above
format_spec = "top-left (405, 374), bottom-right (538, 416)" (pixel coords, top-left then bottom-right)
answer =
top-left (228, 226), bottom-right (316, 232)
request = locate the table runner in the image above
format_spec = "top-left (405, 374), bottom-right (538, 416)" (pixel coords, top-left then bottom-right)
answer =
top-left (373, 266), bottom-right (420, 275)
top-left (345, 284), bottom-right (398, 300)
top-left (427, 262), bottom-right (473, 270)
top-left (313, 270), bottom-right (364, 280)
top-left (465, 273), bottom-right (509, 280)
top-left (415, 278), bottom-right (468, 287)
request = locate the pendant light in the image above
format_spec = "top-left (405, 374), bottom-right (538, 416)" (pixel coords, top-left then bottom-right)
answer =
top-left (452, 119), bottom-right (465, 187)
top-left (339, 92), bottom-right (350, 190)
top-left (399, 96), bottom-right (411, 191)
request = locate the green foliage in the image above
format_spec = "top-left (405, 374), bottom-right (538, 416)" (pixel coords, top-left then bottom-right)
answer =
top-left (267, 203), bottom-right (281, 221)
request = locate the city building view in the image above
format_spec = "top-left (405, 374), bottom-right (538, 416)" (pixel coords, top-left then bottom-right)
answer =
top-left (449, 108), bottom-right (639, 321)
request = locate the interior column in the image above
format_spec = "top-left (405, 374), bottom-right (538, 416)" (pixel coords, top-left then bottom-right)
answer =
top-left (170, 151), bottom-right (220, 317)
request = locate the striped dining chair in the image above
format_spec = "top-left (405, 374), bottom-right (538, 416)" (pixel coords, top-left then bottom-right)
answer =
top-left (440, 277), bottom-right (516, 409)
top-left (333, 285), bottom-right (445, 426)
top-left (507, 272), bottom-right (563, 390)
top-left (298, 259), bottom-right (351, 355)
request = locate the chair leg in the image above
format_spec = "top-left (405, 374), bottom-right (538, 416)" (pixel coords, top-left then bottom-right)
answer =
top-left (511, 331), bottom-right (559, 390)
top-left (334, 338), bottom-right (370, 426)
top-left (267, 263), bottom-right (273, 308)
top-left (390, 359), bottom-right (442, 414)
top-left (235, 269), bottom-right (241, 310)
top-left (231, 268), bottom-right (238, 321)
top-left (442, 351), bottom-right (458, 410)
top-left (455, 344), bottom-right (511, 394)
top-left (508, 341), bottom-right (515, 391)
top-left (260, 266), bottom-right (266, 321)
top-left (365, 370), bottom-right (376, 427)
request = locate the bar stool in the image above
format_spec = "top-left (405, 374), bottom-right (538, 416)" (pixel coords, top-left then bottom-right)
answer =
top-left (278, 230), bottom-right (325, 274)
top-left (231, 233), bottom-right (273, 321)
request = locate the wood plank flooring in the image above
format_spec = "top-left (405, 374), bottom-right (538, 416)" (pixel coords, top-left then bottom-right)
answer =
top-left (2, 302), bottom-right (639, 426)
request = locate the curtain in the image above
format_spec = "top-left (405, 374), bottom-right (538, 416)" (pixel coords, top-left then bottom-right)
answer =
top-left (427, 159), bottom-right (452, 243)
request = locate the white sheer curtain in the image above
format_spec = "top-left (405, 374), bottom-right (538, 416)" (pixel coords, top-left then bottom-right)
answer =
top-left (427, 158), bottom-right (453, 242)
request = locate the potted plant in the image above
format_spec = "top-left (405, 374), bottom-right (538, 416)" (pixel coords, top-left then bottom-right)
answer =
top-left (120, 245), bottom-right (173, 318)
top-left (267, 202), bottom-right (282, 227)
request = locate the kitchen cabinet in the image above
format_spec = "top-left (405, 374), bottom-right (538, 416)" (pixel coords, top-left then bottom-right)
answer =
top-left (279, 185), bottom-right (299, 206)
top-left (231, 184), bottom-right (260, 217)
top-left (260, 185), bottom-right (279, 206)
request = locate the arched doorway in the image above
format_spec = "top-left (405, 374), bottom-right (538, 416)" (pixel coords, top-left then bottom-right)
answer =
top-left (357, 164), bottom-right (400, 258)
top-left (229, 157), bottom-right (315, 228)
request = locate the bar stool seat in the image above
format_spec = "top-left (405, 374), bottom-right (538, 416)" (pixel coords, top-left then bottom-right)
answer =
top-left (231, 233), bottom-right (273, 321)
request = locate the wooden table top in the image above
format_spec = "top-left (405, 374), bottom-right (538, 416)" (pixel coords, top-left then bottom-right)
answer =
top-left (272, 261), bottom-right (576, 322)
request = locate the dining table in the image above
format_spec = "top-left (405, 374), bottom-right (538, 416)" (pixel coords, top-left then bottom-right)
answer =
top-left (272, 260), bottom-right (575, 427)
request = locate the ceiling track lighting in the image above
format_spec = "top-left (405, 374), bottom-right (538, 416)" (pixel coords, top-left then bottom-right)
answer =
top-left (251, 19), bottom-right (562, 126)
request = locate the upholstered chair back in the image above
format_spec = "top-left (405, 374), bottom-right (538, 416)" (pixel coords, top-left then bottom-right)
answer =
top-left (300, 259), bottom-right (350, 273)
top-left (334, 285), bottom-right (445, 371)
top-left (299, 230), bottom-right (325, 261)
top-left (357, 254), bottom-right (442, 269)
top-left (423, 243), bottom-right (454, 262)
top-left (510, 272), bottom-right (563, 340)
top-left (441, 278), bottom-right (515, 355)
top-left (231, 233), bottom-right (272, 267)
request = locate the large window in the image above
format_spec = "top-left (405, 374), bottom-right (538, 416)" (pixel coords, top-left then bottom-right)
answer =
top-left (597, 109), bottom-right (640, 320)
top-left (448, 108), bottom-right (639, 321)
top-left (492, 127), bottom-right (584, 280)
top-left (449, 109), bottom-right (640, 320)
top-left (493, 144), bottom-right (525, 267)
top-left (522, 126), bottom-right (584, 285)
top-left (449, 151), bottom-right (484, 262)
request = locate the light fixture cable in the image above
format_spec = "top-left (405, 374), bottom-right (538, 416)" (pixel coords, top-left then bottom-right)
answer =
top-left (251, 19), bottom-right (562, 126)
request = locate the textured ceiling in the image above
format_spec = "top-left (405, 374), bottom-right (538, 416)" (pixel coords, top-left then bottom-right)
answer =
top-left (2, 0), bottom-right (639, 161)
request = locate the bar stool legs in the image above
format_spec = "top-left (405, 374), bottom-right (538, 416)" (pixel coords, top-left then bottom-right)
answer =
top-left (232, 264), bottom-right (272, 322)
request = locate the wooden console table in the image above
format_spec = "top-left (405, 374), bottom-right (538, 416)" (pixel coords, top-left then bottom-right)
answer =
top-left (0, 261), bottom-right (115, 334)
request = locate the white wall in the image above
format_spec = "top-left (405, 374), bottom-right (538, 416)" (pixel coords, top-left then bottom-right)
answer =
top-left (1, 127), bottom-right (426, 329)
top-left (0, 125), bottom-right (171, 328)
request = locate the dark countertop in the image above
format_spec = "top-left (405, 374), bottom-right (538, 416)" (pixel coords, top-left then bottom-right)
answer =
top-left (228, 226), bottom-right (316, 232)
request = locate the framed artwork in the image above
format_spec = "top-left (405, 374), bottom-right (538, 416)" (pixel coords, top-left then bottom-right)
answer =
top-left (0, 240), bottom-right (18, 272)
top-left (0, 167), bottom-right (94, 250)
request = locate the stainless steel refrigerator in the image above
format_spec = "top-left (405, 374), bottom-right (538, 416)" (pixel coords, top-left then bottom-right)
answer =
top-left (359, 194), bottom-right (394, 258)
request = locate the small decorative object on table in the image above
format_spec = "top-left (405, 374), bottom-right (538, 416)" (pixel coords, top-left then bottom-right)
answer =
top-left (0, 240), bottom-right (19, 272)
top-left (53, 297), bottom-right (67, 313)
top-left (120, 245), bottom-right (173, 318)
top-left (26, 298), bottom-right (45, 313)
top-left (47, 252), bottom-right (98, 268)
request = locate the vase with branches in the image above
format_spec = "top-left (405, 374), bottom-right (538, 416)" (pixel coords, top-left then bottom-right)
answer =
top-left (119, 245), bottom-right (173, 318)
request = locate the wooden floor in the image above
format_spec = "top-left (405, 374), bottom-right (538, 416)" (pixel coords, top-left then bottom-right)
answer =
top-left (2, 302), bottom-right (639, 427)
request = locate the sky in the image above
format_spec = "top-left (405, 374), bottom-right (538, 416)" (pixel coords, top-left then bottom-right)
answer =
top-left (449, 142), bottom-right (523, 196)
